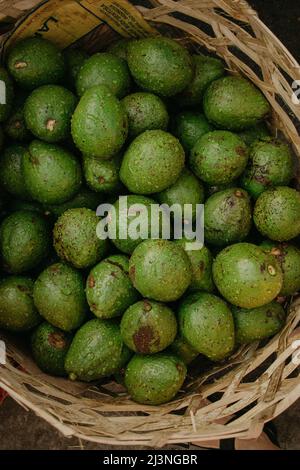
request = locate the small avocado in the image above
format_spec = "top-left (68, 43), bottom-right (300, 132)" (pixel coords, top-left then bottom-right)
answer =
top-left (31, 322), bottom-right (72, 376)
top-left (120, 130), bottom-right (185, 194)
top-left (155, 168), bottom-right (205, 221)
top-left (254, 187), bottom-right (300, 241)
top-left (65, 318), bottom-right (125, 381)
top-left (23, 140), bottom-right (82, 204)
top-left (53, 208), bottom-right (108, 269)
top-left (232, 301), bottom-right (286, 344)
top-left (124, 353), bottom-right (187, 405)
top-left (0, 276), bottom-right (41, 332)
top-left (24, 85), bottom-right (77, 143)
top-left (76, 53), bottom-right (131, 98)
top-left (204, 188), bottom-right (252, 246)
top-left (86, 255), bottom-right (139, 319)
top-left (176, 54), bottom-right (225, 107)
top-left (260, 241), bottom-right (300, 296)
top-left (174, 239), bottom-right (215, 293)
top-left (127, 37), bottom-right (193, 97)
top-left (44, 187), bottom-right (101, 218)
top-left (129, 240), bottom-right (192, 302)
top-left (0, 67), bottom-right (14, 122)
top-left (122, 92), bottom-right (169, 138)
top-left (64, 48), bottom-right (89, 88)
top-left (172, 111), bottom-right (213, 152)
top-left (241, 138), bottom-right (294, 199)
top-left (168, 336), bottom-right (199, 365)
top-left (190, 130), bottom-right (248, 185)
top-left (203, 76), bottom-right (270, 130)
top-left (238, 122), bottom-right (270, 146)
top-left (83, 153), bottom-right (122, 193)
top-left (0, 210), bottom-right (50, 273)
top-left (4, 105), bottom-right (31, 142)
top-left (213, 243), bottom-right (283, 308)
top-left (71, 84), bottom-right (128, 159)
top-left (33, 262), bottom-right (87, 331)
top-left (0, 144), bottom-right (32, 199)
top-left (7, 37), bottom-right (65, 90)
top-left (107, 39), bottom-right (132, 61)
top-left (178, 292), bottom-right (235, 361)
top-left (120, 299), bottom-right (177, 354)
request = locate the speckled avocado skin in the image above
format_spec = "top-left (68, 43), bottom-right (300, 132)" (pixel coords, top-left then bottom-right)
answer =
top-left (23, 140), bottom-right (82, 205)
top-left (83, 153), bottom-right (122, 194)
top-left (204, 188), bottom-right (252, 246)
top-left (260, 241), bottom-right (300, 296)
top-left (64, 49), bottom-right (89, 88)
top-left (178, 292), bottom-right (235, 361)
top-left (172, 111), bottom-right (213, 152)
top-left (168, 336), bottom-right (199, 365)
top-left (33, 262), bottom-right (87, 332)
top-left (53, 208), bottom-right (108, 269)
top-left (7, 37), bottom-right (65, 90)
top-left (241, 138), bottom-right (294, 199)
top-left (213, 243), bottom-right (283, 308)
top-left (31, 322), bottom-right (72, 376)
top-left (24, 85), bottom-right (77, 143)
top-left (122, 92), bottom-right (169, 138)
top-left (254, 187), bottom-right (300, 241)
top-left (107, 39), bottom-right (132, 61)
top-left (45, 188), bottom-right (101, 219)
top-left (76, 52), bottom-right (131, 98)
top-left (120, 299), bottom-right (177, 354)
top-left (0, 210), bottom-right (50, 274)
top-left (120, 130), bottom-right (185, 194)
top-left (203, 76), bottom-right (270, 130)
top-left (71, 85), bottom-right (128, 159)
top-left (129, 240), bottom-right (192, 302)
top-left (238, 122), bottom-right (270, 146)
top-left (65, 319), bottom-right (124, 382)
top-left (0, 144), bottom-right (32, 199)
top-left (232, 301), bottom-right (286, 344)
top-left (127, 37), bottom-right (193, 97)
top-left (0, 67), bottom-right (14, 122)
top-left (86, 255), bottom-right (139, 319)
top-left (125, 353), bottom-right (187, 405)
top-left (0, 276), bottom-right (41, 332)
top-left (190, 130), bottom-right (248, 185)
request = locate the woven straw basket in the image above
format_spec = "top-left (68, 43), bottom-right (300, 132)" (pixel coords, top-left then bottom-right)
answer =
top-left (0, 0), bottom-right (300, 448)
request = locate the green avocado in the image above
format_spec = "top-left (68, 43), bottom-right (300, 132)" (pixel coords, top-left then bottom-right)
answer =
top-left (0, 67), bottom-right (14, 122)
top-left (241, 138), bottom-right (294, 199)
top-left (7, 37), bottom-right (65, 90)
top-left (0, 276), bottom-right (41, 332)
top-left (107, 39), bottom-right (132, 61)
top-left (204, 188), bottom-right (252, 246)
top-left (64, 48), bottom-right (89, 88)
top-left (31, 322), bottom-right (72, 376)
top-left (129, 240), bottom-right (192, 302)
top-left (0, 144), bottom-right (32, 199)
top-left (190, 130), bottom-right (248, 185)
top-left (203, 76), bottom-right (270, 130)
top-left (176, 54), bottom-right (225, 107)
top-left (4, 105), bottom-right (31, 142)
top-left (232, 301), bottom-right (286, 344)
top-left (120, 299), bottom-right (177, 354)
top-left (65, 318), bottom-right (125, 381)
top-left (53, 208), bottom-right (108, 269)
top-left (0, 210), bottom-right (50, 273)
top-left (238, 122), bottom-right (270, 146)
top-left (125, 353), bottom-right (187, 405)
top-left (23, 140), bottom-right (82, 204)
top-left (76, 52), bottom-right (131, 98)
top-left (127, 37), bottom-right (193, 97)
top-left (122, 92), bottom-right (169, 138)
top-left (213, 243), bottom-right (283, 308)
top-left (9, 199), bottom-right (43, 214)
top-left (155, 168), bottom-right (205, 221)
top-left (83, 153), bottom-right (122, 194)
top-left (33, 262), bottom-right (87, 331)
top-left (168, 336), bottom-right (199, 365)
top-left (254, 187), bottom-right (300, 241)
top-left (178, 292), bottom-right (235, 361)
top-left (71, 84), bottom-right (128, 159)
top-left (172, 111), bottom-right (213, 152)
top-left (24, 85), bottom-right (77, 143)
top-left (205, 182), bottom-right (236, 197)
top-left (260, 241), bottom-right (300, 296)
top-left (44, 187), bottom-right (101, 218)
top-left (86, 255), bottom-right (139, 319)
top-left (120, 130), bottom-right (185, 194)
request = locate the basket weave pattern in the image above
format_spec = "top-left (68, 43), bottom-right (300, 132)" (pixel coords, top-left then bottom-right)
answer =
top-left (0, 0), bottom-right (300, 447)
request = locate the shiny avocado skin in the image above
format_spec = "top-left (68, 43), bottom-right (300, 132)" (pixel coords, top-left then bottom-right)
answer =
top-left (83, 153), bottom-right (122, 194)
top-left (172, 111), bottom-right (213, 152)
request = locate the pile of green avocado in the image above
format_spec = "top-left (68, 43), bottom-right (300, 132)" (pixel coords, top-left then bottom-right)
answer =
top-left (0, 35), bottom-right (299, 406)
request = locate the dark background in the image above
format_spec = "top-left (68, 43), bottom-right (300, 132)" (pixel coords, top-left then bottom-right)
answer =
top-left (0, 0), bottom-right (299, 451)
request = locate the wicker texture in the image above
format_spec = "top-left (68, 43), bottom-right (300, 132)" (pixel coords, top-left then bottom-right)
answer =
top-left (0, 0), bottom-right (300, 447)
